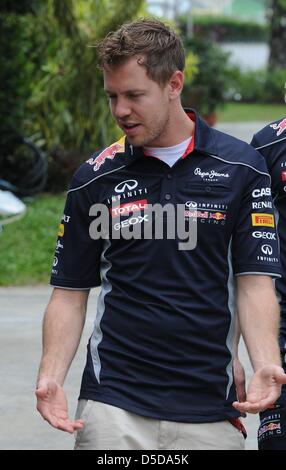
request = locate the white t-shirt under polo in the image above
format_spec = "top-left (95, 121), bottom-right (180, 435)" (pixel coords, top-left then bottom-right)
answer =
top-left (144, 137), bottom-right (192, 167)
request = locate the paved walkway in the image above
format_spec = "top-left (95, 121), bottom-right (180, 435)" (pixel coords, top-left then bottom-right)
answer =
top-left (0, 286), bottom-right (258, 450)
top-left (0, 122), bottom-right (266, 450)
top-left (215, 120), bottom-right (268, 143)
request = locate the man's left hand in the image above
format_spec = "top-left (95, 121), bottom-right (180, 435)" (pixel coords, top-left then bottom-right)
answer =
top-left (232, 365), bottom-right (286, 414)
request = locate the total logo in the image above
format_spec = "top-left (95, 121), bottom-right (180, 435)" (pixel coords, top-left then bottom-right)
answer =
top-left (252, 231), bottom-right (276, 240)
top-left (110, 199), bottom-right (148, 218)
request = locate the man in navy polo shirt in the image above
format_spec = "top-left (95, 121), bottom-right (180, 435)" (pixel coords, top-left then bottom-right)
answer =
top-left (250, 117), bottom-right (286, 450)
top-left (35, 18), bottom-right (286, 450)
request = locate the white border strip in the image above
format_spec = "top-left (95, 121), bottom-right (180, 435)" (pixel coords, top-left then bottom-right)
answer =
top-left (67, 165), bottom-right (127, 193)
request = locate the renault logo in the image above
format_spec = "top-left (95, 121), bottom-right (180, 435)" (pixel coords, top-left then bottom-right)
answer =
top-left (115, 179), bottom-right (138, 193)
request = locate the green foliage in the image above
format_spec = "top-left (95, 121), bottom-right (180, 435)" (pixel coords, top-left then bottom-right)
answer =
top-left (0, 4), bottom-right (40, 157)
top-left (227, 68), bottom-right (286, 103)
top-left (0, 194), bottom-right (65, 286)
top-left (182, 38), bottom-right (233, 115)
top-left (179, 15), bottom-right (269, 43)
top-left (1, 0), bottom-right (144, 192)
top-left (268, 0), bottom-right (286, 69)
top-left (217, 102), bottom-right (286, 122)
top-left (26, 0), bottom-right (144, 155)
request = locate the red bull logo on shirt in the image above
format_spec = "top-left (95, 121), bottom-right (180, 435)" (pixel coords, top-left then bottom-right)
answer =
top-left (258, 421), bottom-right (281, 438)
top-left (87, 137), bottom-right (125, 171)
top-left (209, 212), bottom-right (226, 221)
top-left (270, 118), bottom-right (286, 137)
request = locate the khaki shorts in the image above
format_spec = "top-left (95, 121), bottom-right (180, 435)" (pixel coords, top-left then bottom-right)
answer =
top-left (74, 400), bottom-right (245, 450)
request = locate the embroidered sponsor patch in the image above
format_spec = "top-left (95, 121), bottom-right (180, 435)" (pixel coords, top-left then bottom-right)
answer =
top-left (110, 199), bottom-right (148, 218)
top-left (270, 118), bottom-right (286, 137)
top-left (87, 138), bottom-right (125, 171)
top-left (58, 223), bottom-right (64, 237)
top-left (251, 213), bottom-right (274, 227)
top-left (258, 411), bottom-right (283, 442)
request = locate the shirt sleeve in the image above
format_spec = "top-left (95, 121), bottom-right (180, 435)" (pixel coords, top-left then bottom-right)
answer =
top-left (232, 165), bottom-right (281, 278)
top-left (50, 177), bottom-right (103, 289)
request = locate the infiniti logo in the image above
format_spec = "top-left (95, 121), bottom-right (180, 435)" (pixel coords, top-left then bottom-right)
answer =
top-left (185, 201), bottom-right (197, 208)
top-left (115, 179), bottom-right (138, 193)
top-left (261, 244), bottom-right (273, 255)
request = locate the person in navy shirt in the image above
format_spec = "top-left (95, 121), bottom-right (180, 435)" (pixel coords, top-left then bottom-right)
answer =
top-left (250, 117), bottom-right (286, 450)
top-left (35, 18), bottom-right (286, 450)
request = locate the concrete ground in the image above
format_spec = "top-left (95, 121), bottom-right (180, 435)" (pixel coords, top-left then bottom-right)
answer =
top-left (0, 122), bottom-right (267, 450)
top-left (215, 120), bottom-right (268, 144)
top-left (0, 286), bottom-right (258, 451)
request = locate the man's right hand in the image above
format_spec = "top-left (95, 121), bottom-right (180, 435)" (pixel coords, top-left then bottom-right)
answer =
top-left (35, 378), bottom-right (84, 434)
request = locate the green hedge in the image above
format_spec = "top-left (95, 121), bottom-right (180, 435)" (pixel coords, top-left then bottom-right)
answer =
top-left (227, 68), bottom-right (286, 103)
top-left (179, 16), bottom-right (269, 43)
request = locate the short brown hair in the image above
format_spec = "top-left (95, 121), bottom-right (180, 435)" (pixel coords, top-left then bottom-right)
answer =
top-left (97, 18), bottom-right (185, 85)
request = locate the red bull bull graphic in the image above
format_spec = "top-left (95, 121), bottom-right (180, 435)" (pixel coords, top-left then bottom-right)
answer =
top-left (87, 138), bottom-right (125, 171)
top-left (209, 212), bottom-right (226, 221)
top-left (258, 421), bottom-right (281, 438)
top-left (270, 118), bottom-right (286, 137)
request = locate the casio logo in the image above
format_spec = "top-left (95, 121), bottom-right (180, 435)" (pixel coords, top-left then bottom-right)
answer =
top-left (252, 188), bottom-right (271, 198)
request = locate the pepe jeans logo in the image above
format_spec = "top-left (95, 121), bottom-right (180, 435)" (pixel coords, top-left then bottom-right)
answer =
top-left (194, 168), bottom-right (229, 180)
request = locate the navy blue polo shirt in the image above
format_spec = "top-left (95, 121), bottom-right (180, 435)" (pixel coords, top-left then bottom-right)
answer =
top-left (51, 110), bottom-right (280, 423)
top-left (251, 117), bottom-right (286, 354)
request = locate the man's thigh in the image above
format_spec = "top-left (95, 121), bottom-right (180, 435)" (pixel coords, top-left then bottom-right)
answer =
top-left (74, 400), bottom-right (159, 450)
top-left (74, 400), bottom-right (245, 450)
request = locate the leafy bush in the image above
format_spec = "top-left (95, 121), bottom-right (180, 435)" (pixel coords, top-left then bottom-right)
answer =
top-left (182, 38), bottom-right (233, 115)
top-left (1, 0), bottom-right (144, 192)
top-left (179, 15), bottom-right (269, 43)
top-left (227, 68), bottom-right (286, 103)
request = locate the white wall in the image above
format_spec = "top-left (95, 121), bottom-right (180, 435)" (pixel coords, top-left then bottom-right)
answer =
top-left (220, 42), bottom-right (269, 71)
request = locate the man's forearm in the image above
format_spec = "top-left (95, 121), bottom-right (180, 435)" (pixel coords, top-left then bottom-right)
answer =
top-left (233, 315), bottom-right (241, 358)
top-left (237, 275), bottom-right (281, 371)
top-left (37, 288), bottom-right (88, 386)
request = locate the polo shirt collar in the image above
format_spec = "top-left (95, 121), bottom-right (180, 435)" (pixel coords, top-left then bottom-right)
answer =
top-left (122, 107), bottom-right (218, 166)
